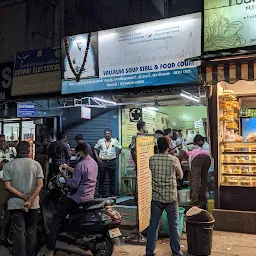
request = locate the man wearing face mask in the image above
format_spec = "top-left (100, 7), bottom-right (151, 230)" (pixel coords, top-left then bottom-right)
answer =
top-left (45, 142), bottom-right (98, 256)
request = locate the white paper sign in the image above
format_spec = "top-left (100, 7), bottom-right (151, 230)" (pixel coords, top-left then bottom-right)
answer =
top-left (98, 13), bottom-right (201, 78)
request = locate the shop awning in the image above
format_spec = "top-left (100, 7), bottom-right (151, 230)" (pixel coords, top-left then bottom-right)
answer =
top-left (199, 55), bottom-right (256, 85)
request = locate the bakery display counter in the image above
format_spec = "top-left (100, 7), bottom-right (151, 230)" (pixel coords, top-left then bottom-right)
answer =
top-left (220, 142), bottom-right (256, 187)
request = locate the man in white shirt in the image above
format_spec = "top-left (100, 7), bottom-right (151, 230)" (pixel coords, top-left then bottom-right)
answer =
top-left (94, 129), bottom-right (122, 197)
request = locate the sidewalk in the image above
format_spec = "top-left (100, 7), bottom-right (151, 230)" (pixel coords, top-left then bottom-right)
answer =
top-left (113, 231), bottom-right (256, 255)
top-left (0, 231), bottom-right (255, 255)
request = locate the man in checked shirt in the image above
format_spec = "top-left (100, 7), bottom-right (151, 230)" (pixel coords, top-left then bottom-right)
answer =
top-left (146, 137), bottom-right (183, 256)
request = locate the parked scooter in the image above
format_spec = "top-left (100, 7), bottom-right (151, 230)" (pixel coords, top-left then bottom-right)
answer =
top-left (37, 175), bottom-right (122, 256)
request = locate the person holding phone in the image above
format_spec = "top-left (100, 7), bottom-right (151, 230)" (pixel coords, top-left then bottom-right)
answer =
top-left (45, 142), bottom-right (98, 256)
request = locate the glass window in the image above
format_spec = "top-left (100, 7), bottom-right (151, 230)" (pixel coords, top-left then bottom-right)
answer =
top-left (22, 121), bottom-right (35, 159)
top-left (3, 123), bottom-right (20, 141)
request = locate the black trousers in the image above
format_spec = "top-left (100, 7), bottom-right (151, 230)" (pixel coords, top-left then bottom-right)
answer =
top-left (47, 197), bottom-right (78, 251)
top-left (99, 160), bottom-right (116, 197)
top-left (10, 209), bottom-right (38, 256)
top-left (191, 154), bottom-right (211, 209)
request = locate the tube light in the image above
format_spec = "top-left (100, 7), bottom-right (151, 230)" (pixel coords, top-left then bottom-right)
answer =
top-left (145, 107), bottom-right (158, 111)
top-left (93, 97), bottom-right (117, 105)
top-left (180, 93), bottom-right (200, 103)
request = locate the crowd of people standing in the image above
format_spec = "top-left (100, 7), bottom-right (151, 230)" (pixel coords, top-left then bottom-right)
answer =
top-left (0, 123), bottom-right (212, 256)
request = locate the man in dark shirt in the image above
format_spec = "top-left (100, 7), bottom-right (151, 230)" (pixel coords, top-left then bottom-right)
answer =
top-left (75, 134), bottom-right (93, 157)
top-left (48, 133), bottom-right (71, 181)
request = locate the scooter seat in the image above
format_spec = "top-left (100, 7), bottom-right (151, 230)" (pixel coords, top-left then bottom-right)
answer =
top-left (70, 199), bottom-right (106, 214)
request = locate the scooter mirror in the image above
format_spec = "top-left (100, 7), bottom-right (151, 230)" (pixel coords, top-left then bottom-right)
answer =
top-left (58, 177), bottom-right (66, 184)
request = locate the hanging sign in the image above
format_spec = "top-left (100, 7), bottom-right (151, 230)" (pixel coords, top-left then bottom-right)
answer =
top-left (81, 106), bottom-right (91, 119)
top-left (136, 135), bottom-right (154, 233)
top-left (62, 12), bottom-right (201, 94)
top-left (204, 0), bottom-right (256, 51)
top-left (12, 47), bottom-right (61, 96)
top-left (17, 103), bottom-right (35, 117)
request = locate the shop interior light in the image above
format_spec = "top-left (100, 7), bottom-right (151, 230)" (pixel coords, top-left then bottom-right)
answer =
top-left (93, 97), bottom-right (117, 105)
top-left (180, 91), bottom-right (200, 103)
top-left (145, 107), bottom-right (158, 111)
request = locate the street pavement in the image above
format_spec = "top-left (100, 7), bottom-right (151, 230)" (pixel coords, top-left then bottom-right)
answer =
top-left (1, 231), bottom-right (256, 255)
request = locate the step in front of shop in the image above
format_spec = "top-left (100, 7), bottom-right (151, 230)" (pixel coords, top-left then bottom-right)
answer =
top-left (213, 209), bottom-right (256, 234)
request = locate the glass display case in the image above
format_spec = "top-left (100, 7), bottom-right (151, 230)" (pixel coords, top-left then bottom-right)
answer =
top-left (220, 142), bottom-right (256, 187)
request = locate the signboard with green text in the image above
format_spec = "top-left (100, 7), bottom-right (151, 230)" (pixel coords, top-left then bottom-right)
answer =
top-left (204, 0), bottom-right (256, 51)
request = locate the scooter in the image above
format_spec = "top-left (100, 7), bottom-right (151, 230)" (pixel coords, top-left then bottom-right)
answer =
top-left (37, 175), bottom-right (122, 256)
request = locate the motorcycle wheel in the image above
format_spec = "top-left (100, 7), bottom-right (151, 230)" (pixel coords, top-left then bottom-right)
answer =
top-left (91, 235), bottom-right (114, 256)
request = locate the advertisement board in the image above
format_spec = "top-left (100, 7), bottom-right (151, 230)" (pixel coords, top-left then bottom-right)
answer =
top-left (12, 47), bottom-right (61, 96)
top-left (0, 62), bottom-right (13, 100)
top-left (136, 135), bottom-right (154, 233)
top-left (62, 13), bottom-right (201, 94)
top-left (204, 0), bottom-right (256, 51)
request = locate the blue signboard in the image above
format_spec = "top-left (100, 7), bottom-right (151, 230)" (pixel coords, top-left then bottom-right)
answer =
top-left (17, 103), bottom-right (35, 117)
top-left (62, 68), bottom-right (198, 94)
top-left (12, 47), bottom-right (61, 96)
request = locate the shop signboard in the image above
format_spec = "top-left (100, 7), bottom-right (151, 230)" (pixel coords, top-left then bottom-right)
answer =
top-left (62, 12), bottom-right (201, 94)
top-left (12, 47), bottom-right (61, 96)
top-left (17, 103), bottom-right (35, 117)
top-left (17, 100), bottom-right (63, 117)
top-left (136, 135), bottom-right (154, 233)
top-left (0, 62), bottom-right (13, 100)
top-left (204, 0), bottom-right (256, 51)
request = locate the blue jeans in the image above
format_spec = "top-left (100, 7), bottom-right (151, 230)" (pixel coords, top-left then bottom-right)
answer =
top-left (146, 200), bottom-right (183, 256)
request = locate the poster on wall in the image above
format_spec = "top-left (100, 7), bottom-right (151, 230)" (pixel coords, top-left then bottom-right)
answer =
top-left (136, 136), bottom-right (154, 233)
top-left (62, 33), bottom-right (99, 80)
top-left (155, 112), bottom-right (168, 131)
top-left (121, 109), bottom-right (138, 148)
top-left (12, 47), bottom-right (61, 96)
top-left (121, 108), bottom-right (169, 148)
top-left (204, 0), bottom-right (256, 51)
top-left (62, 12), bottom-right (201, 94)
top-left (142, 109), bottom-right (156, 134)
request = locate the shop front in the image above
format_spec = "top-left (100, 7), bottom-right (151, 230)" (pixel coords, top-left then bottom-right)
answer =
top-left (203, 57), bottom-right (256, 234)
top-left (0, 46), bottom-right (62, 176)
top-left (199, 0), bottom-right (256, 234)
top-left (117, 89), bottom-right (209, 196)
top-left (61, 12), bottom-right (203, 200)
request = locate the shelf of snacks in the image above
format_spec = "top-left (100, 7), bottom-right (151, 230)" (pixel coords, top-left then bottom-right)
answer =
top-left (221, 175), bottom-right (256, 187)
top-left (220, 142), bottom-right (256, 187)
top-left (219, 90), bottom-right (240, 138)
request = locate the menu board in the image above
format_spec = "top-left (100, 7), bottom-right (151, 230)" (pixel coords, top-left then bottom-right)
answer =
top-left (136, 136), bottom-right (154, 233)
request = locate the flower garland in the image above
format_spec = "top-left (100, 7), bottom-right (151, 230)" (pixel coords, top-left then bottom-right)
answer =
top-left (64, 32), bottom-right (92, 82)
